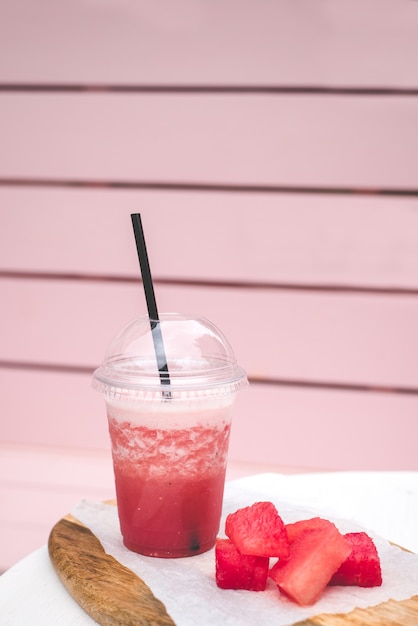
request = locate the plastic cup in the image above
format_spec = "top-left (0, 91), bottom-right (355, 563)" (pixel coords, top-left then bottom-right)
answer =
top-left (92, 313), bottom-right (247, 558)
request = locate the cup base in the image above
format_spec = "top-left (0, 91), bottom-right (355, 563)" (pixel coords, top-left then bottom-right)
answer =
top-left (122, 536), bottom-right (215, 559)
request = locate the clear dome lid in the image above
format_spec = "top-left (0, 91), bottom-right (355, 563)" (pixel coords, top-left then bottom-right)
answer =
top-left (92, 313), bottom-right (248, 400)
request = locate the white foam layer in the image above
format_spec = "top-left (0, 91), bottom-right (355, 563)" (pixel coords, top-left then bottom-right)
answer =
top-left (105, 394), bottom-right (236, 429)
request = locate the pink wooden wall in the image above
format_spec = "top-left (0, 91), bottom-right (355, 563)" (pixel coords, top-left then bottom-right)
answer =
top-left (1, 0), bottom-right (418, 570)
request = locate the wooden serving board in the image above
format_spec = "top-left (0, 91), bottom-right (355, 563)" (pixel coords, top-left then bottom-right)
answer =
top-left (48, 511), bottom-right (175, 626)
top-left (48, 508), bottom-right (418, 626)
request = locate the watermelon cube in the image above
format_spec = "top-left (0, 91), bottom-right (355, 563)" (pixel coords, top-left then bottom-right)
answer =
top-left (225, 501), bottom-right (289, 558)
top-left (329, 532), bottom-right (382, 587)
top-left (269, 523), bottom-right (351, 606)
top-left (215, 538), bottom-right (269, 591)
top-left (285, 517), bottom-right (335, 544)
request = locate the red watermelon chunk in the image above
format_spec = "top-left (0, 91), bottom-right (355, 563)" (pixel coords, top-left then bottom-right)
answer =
top-left (285, 516), bottom-right (335, 543)
top-left (329, 531), bottom-right (382, 587)
top-left (215, 538), bottom-right (269, 591)
top-left (269, 523), bottom-right (351, 606)
top-left (225, 501), bottom-right (289, 558)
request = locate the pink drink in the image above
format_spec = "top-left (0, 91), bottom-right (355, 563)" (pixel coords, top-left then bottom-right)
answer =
top-left (93, 313), bottom-right (247, 558)
top-left (107, 397), bottom-right (234, 557)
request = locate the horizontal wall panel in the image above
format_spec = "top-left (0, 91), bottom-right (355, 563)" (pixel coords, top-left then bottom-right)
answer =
top-left (230, 383), bottom-right (418, 472)
top-left (0, 368), bottom-right (109, 450)
top-left (1, 444), bottom-right (114, 495)
top-left (0, 0), bottom-right (417, 88)
top-left (1, 369), bottom-right (417, 471)
top-left (2, 279), bottom-right (418, 388)
top-left (0, 444), bottom-right (115, 571)
top-left (1, 94), bottom-right (418, 188)
top-left (0, 525), bottom-right (47, 572)
top-left (2, 191), bottom-right (418, 289)
top-left (1, 478), bottom-right (113, 539)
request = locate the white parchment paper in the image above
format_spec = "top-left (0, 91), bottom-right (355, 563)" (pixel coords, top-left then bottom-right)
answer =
top-left (72, 474), bottom-right (418, 626)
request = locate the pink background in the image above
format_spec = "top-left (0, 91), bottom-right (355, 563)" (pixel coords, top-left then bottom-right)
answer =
top-left (1, 0), bottom-right (418, 570)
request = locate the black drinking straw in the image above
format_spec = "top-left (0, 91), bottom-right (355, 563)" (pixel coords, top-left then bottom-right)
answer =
top-left (131, 213), bottom-right (171, 397)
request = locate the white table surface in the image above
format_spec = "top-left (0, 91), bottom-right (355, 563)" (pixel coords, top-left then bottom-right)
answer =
top-left (1, 471), bottom-right (417, 625)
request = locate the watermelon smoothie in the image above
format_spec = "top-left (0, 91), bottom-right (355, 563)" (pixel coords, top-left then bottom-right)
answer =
top-left (93, 313), bottom-right (247, 558)
top-left (106, 396), bottom-right (234, 557)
